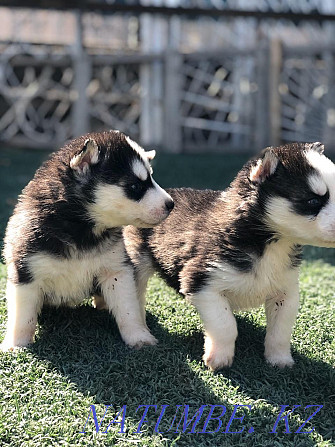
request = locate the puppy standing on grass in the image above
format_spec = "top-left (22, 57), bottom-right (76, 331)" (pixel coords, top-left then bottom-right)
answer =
top-left (125, 142), bottom-right (335, 370)
top-left (1, 130), bottom-right (174, 351)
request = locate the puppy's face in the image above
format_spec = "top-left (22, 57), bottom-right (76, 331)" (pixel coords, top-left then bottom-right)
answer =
top-left (250, 142), bottom-right (335, 247)
top-left (70, 131), bottom-right (174, 230)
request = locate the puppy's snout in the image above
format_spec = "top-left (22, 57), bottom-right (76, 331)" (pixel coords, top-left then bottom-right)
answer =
top-left (165, 199), bottom-right (174, 212)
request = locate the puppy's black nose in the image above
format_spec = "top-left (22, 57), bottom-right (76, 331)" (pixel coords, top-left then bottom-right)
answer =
top-left (165, 199), bottom-right (174, 212)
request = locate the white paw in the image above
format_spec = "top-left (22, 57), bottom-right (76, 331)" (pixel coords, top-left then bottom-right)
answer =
top-left (265, 351), bottom-right (294, 368)
top-left (0, 341), bottom-right (12, 352)
top-left (203, 338), bottom-right (235, 371)
top-left (121, 327), bottom-right (158, 349)
top-left (0, 337), bottom-right (31, 352)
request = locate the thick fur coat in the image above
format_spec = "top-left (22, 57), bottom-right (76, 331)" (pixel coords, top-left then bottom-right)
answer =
top-left (2, 130), bottom-right (173, 350)
top-left (124, 142), bottom-right (335, 370)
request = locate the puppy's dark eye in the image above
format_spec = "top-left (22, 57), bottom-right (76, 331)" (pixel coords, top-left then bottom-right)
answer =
top-left (305, 192), bottom-right (329, 215)
top-left (130, 183), bottom-right (144, 193)
top-left (127, 180), bottom-right (148, 201)
top-left (307, 197), bottom-right (323, 207)
top-left (126, 175), bottom-right (152, 201)
top-left (294, 191), bottom-right (329, 216)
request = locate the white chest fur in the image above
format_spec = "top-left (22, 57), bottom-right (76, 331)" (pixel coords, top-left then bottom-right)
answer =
top-left (28, 239), bottom-right (127, 306)
top-left (209, 239), bottom-right (299, 310)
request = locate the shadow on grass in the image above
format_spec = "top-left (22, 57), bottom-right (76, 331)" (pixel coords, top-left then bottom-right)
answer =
top-left (28, 304), bottom-right (333, 445)
top-left (2, 147), bottom-right (334, 444)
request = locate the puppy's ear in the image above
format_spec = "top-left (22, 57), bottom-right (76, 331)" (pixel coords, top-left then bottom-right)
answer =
top-left (308, 142), bottom-right (324, 154)
top-left (249, 150), bottom-right (278, 184)
top-left (70, 139), bottom-right (99, 175)
top-left (146, 150), bottom-right (156, 161)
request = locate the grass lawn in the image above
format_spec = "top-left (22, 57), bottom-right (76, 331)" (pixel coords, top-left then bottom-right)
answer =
top-left (0, 146), bottom-right (334, 447)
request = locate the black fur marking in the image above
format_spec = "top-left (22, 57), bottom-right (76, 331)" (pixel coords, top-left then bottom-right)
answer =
top-left (289, 245), bottom-right (303, 268)
top-left (293, 191), bottom-right (329, 217)
top-left (13, 260), bottom-right (34, 284)
top-left (181, 262), bottom-right (210, 295)
top-left (125, 175), bottom-right (153, 202)
top-left (257, 144), bottom-right (328, 217)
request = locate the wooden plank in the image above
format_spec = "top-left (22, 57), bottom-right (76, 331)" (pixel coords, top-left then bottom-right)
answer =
top-left (269, 38), bottom-right (282, 147)
top-left (255, 37), bottom-right (270, 149)
top-left (183, 117), bottom-right (249, 133)
top-left (92, 53), bottom-right (163, 65)
top-left (71, 11), bottom-right (90, 138)
top-left (324, 54), bottom-right (335, 150)
top-left (182, 91), bottom-right (232, 113)
top-left (2, 55), bottom-right (71, 67)
top-left (164, 50), bottom-right (182, 153)
top-left (283, 43), bottom-right (335, 57)
top-left (4, 1), bottom-right (335, 23)
top-left (183, 48), bottom-right (256, 59)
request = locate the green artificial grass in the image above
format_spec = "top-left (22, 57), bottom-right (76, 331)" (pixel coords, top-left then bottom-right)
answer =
top-left (0, 145), bottom-right (334, 447)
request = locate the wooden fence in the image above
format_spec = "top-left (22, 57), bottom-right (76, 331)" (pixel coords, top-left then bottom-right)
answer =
top-left (1, 6), bottom-right (335, 152)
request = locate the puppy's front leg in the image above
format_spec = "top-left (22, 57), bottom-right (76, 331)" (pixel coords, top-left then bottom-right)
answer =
top-left (191, 288), bottom-right (238, 371)
top-left (1, 280), bottom-right (42, 350)
top-left (100, 267), bottom-right (157, 349)
top-left (264, 274), bottom-right (300, 368)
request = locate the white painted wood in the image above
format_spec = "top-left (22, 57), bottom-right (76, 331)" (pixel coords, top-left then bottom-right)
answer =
top-left (72, 11), bottom-right (90, 138)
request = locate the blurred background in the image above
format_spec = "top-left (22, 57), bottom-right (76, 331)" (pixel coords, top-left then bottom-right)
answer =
top-left (4, 0), bottom-right (335, 239)
top-left (1, 0), bottom-right (335, 154)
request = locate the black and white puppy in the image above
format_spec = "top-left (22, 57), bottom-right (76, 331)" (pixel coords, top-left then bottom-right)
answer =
top-left (1, 130), bottom-right (174, 351)
top-left (124, 142), bottom-right (335, 370)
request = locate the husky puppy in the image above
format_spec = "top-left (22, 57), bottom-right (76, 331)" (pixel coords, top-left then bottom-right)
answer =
top-left (1, 130), bottom-right (174, 351)
top-left (124, 142), bottom-right (335, 370)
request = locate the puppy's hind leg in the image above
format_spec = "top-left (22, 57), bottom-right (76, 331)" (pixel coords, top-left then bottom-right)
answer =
top-left (191, 288), bottom-right (238, 371)
top-left (264, 274), bottom-right (300, 368)
top-left (100, 266), bottom-right (157, 349)
top-left (1, 280), bottom-right (42, 350)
